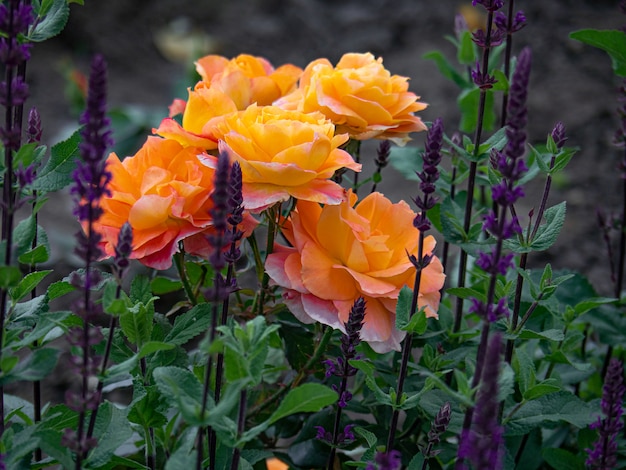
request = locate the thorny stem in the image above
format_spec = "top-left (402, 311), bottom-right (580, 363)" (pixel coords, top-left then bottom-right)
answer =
top-left (453, 10), bottom-right (496, 333)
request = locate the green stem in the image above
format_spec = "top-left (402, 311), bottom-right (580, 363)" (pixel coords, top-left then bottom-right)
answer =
top-left (174, 251), bottom-right (197, 305)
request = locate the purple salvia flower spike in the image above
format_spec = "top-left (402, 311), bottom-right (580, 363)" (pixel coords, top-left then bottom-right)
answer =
top-left (586, 358), bottom-right (625, 469)
top-left (458, 333), bottom-right (505, 469)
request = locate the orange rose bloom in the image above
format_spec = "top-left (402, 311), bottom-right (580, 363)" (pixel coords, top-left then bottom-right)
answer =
top-left (95, 136), bottom-right (255, 270)
top-left (196, 54), bottom-right (303, 107)
top-left (156, 54), bottom-right (302, 150)
top-left (265, 458), bottom-right (289, 470)
top-left (276, 52), bottom-right (427, 145)
top-left (206, 104), bottom-right (361, 212)
top-left (265, 191), bottom-right (445, 353)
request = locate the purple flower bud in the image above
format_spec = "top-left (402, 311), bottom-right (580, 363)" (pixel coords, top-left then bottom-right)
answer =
top-left (551, 121), bottom-right (567, 150)
top-left (27, 107), bottom-right (42, 143)
top-left (471, 62), bottom-right (498, 90)
top-left (472, 28), bottom-right (504, 47)
top-left (375, 140), bottom-right (391, 169)
top-left (472, 0), bottom-right (504, 11)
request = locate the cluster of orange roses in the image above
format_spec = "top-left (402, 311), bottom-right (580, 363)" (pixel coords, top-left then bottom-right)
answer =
top-left (93, 52), bottom-right (444, 352)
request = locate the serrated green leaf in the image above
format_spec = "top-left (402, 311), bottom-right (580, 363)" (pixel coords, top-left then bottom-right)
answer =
top-left (11, 310), bottom-right (71, 348)
top-left (570, 29), bottom-right (626, 76)
top-left (518, 328), bottom-right (564, 342)
top-left (513, 348), bottom-right (536, 396)
top-left (46, 280), bottom-right (75, 300)
top-left (13, 215), bottom-right (36, 257)
top-left (530, 201), bottom-right (566, 251)
top-left (32, 129), bottom-right (80, 193)
top-left (523, 379), bottom-right (562, 400)
top-left (505, 391), bottom-right (595, 435)
top-left (395, 285), bottom-right (413, 330)
top-left (9, 270), bottom-right (52, 303)
top-left (85, 402), bottom-right (133, 468)
top-left (18, 244), bottom-right (50, 265)
top-left (164, 303), bottom-right (212, 346)
top-left (119, 297), bottom-right (156, 347)
top-left (29, 0), bottom-right (69, 41)
top-left (153, 366), bottom-right (205, 426)
top-left (268, 383), bottom-right (337, 425)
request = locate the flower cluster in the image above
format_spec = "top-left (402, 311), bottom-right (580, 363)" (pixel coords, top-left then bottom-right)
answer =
top-left (266, 191), bottom-right (445, 353)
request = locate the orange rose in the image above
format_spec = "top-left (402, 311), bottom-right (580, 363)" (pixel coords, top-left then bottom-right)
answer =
top-left (276, 52), bottom-right (427, 145)
top-left (265, 458), bottom-right (289, 470)
top-left (95, 136), bottom-right (255, 270)
top-left (206, 104), bottom-right (361, 212)
top-left (156, 55), bottom-right (302, 150)
top-left (195, 54), bottom-right (302, 106)
top-left (265, 191), bottom-right (445, 353)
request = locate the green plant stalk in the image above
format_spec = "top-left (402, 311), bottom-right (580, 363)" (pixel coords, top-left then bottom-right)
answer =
top-left (602, 144), bottom-right (626, 378)
top-left (386, 230), bottom-right (426, 451)
top-left (453, 9), bottom-right (497, 333)
top-left (174, 250), bottom-right (198, 306)
top-left (506, 154), bottom-right (556, 363)
top-left (86, 282), bottom-right (123, 441)
top-left (230, 389), bottom-right (248, 470)
top-left (327, 366), bottom-right (350, 469)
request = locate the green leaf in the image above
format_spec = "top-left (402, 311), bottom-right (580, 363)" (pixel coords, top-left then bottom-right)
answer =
top-left (518, 328), bottom-right (564, 342)
top-left (9, 270), bottom-right (52, 303)
top-left (530, 202), bottom-right (566, 251)
top-left (18, 244), bottom-right (50, 265)
top-left (458, 88), bottom-right (496, 134)
top-left (505, 391), bottom-right (595, 435)
top-left (85, 402), bottom-right (133, 468)
top-left (0, 265), bottom-right (25, 289)
top-left (29, 0), bottom-right (70, 41)
top-left (395, 286), bottom-right (413, 330)
top-left (119, 296), bottom-right (156, 347)
top-left (0, 348), bottom-right (60, 386)
top-left (13, 215), bottom-right (36, 257)
top-left (423, 50), bottom-right (470, 89)
top-left (151, 276), bottom-right (183, 295)
top-left (570, 29), bottom-right (626, 76)
top-left (164, 303), bottom-right (212, 346)
top-left (388, 146), bottom-right (422, 182)
top-left (153, 366), bottom-right (204, 426)
top-left (11, 310), bottom-right (71, 347)
top-left (268, 383), bottom-right (337, 425)
top-left (46, 280), bottom-right (75, 300)
top-left (32, 129), bottom-right (80, 193)
top-left (542, 448), bottom-right (585, 470)
top-left (457, 30), bottom-right (476, 65)
top-left (512, 348), bottom-right (536, 396)
top-left (523, 379), bottom-right (562, 400)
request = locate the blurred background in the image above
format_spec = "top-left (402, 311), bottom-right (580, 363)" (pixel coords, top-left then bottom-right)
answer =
top-left (24, 0), bottom-right (626, 293)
